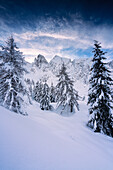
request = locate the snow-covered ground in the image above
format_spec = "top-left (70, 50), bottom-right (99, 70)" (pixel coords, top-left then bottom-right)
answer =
top-left (0, 100), bottom-right (113, 170)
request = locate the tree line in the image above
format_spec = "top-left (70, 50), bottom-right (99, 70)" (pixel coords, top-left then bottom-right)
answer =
top-left (32, 63), bottom-right (79, 115)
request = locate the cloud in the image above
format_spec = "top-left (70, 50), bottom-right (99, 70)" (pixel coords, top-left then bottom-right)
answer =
top-left (1, 16), bottom-right (113, 62)
top-left (38, 32), bottom-right (75, 40)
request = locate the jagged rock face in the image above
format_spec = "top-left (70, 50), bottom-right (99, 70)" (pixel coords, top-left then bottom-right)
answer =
top-left (49, 55), bottom-right (73, 75)
top-left (24, 55), bottom-right (113, 97)
top-left (72, 58), bottom-right (92, 84)
top-left (25, 55), bottom-right (93, 86)
top-left (49, 55), bottom-right (92, 84)
top-left (33, 54), bottom-right (49, 70)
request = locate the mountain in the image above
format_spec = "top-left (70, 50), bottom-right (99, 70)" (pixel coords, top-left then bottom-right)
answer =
top-left (33, 54), bottom-right (49, 70)
top-left (49, 55), bottom-right (73, 75)
top-left (24, 55), bottom-right (113, 99)
top-left (72, 58), bottom-right (92, 84)
top-left (49, 55), bottom-right (92, 84)
top-left (24, 55), bottom-right (92, 98)
top-left (24, 58), bottom-right (57, 85)
top-left (25, 55), bottom-right (93, 96)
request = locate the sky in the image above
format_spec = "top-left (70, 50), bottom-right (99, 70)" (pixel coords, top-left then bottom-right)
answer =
top-left (0, 0), bottom-right (113, 62)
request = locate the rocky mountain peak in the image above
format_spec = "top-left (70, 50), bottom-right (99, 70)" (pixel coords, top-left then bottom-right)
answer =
top-left (34, 54), bottom-right (48, 69)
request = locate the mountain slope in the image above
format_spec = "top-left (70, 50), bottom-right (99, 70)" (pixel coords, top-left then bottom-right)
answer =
top-left (49, 55), bottom-right (73, 75)
top-left (0, 101), bottom-right (113, 170)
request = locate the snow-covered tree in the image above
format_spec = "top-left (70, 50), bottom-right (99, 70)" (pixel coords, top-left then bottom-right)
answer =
top-left (87, 41), bottom-right (113, 137)
top-left (29, 80), bottom-right (35, 99)
top-left (33, 80), bottom-right (43, 103)
top-left (56, 63), bottom-right (79, 115)
top-left (40, 81), bottom-right (51, 110)
top-left (50, 83), bottom-right (56, 103)
top-left (25, 78), bottom-right (35, 104)
top-left (0, 37), bottom-right (27, 115)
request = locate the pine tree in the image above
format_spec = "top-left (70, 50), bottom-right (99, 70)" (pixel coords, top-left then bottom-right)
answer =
top-left (87, 40), bottom-right (113, 137)
top-left (29, 80), bottom-right (35, 99)
top-left (50, 83), bottom-right (56, 103)
top-left (33, 80), bottom-right (43, 103)
top-left (56, 63), bottom-right (79, 115)
top-left (0, 37), bottom-right (27, 115)
top-left (40, 81), bottom-right (51, 110)
top-left (25, 78), bottom-right (34, 104)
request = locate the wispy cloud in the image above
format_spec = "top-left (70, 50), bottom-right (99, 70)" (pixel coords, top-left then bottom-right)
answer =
top-left (0, 17), bottom-right (113, 62)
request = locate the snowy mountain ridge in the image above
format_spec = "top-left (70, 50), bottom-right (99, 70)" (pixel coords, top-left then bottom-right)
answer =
top-left (24, 54), bottom-right (113, 98)
top-left (25, 55), bottom-right (92, 84)
top-left (24, 55), bottom-right (93, 98)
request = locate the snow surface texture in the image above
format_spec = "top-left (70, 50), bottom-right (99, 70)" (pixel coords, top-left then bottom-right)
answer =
top-left (0, 101), bottom-right (113, 170)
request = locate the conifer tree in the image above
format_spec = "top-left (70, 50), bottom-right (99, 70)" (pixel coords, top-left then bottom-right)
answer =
top-left (40, 81), bottom-right (50, 110)
top-left (88, 40), bottom-right (113, 137)
top-left (0, 37), bottom-right (27, 115)
top-left (33, 80), bottom-right (43, 103)
top-left (30, 80), bottom-right (35, 99)
top-left (25, 78), bottom-right (34, 104)
top-left (56, 63), bottom-right (79, 115)
top-left (50, 83), bottom-right (56, 103)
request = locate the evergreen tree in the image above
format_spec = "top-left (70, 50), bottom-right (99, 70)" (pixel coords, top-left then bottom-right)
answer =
top-left (56, 63), bottom-right (79, 115)
top-left (50, 83), bottom-right (56, 103)
top-left (87, 40), bottom-right (113, 137)
top-left (25, 78), bottom-right (34, 104)
top-left (29, 80), bottom-right (35, 99)
top-left (40, 81), bottom-right (51, 110)
top-left (0, 37), bottom-right (27, 115)
top-left (33, 80), bottom-right (43, 103)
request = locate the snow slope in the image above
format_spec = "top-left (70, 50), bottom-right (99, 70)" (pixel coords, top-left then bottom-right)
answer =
top-left (0, 100), bottom-right (113, 170)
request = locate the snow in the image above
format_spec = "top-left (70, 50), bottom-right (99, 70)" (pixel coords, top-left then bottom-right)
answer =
top-left (24, 62), bottom-right (57, 86)
top-left (1, 55), bottom-right (113, 169)
top-left (0, 100), bottom-right (113, 170)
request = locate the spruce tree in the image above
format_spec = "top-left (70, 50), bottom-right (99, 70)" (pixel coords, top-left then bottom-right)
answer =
top-left (0, 37), bottom-right (27, 115)
top-left (25, 78), bottom-right (34, 104)
top-left (29, 80), bottom-right (35, 99)
top-left (56, 63), bottom-right (79, 115)
top-left (50, 83), bottom-right (56, 103)
top-left (40, 81), bottom-right (51, 110)
top-left (33, 80), bottom-right (43, 103)
top-left (88, 40), bottom-right (113, 137)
